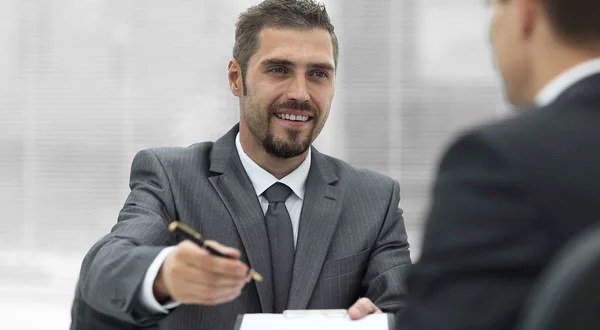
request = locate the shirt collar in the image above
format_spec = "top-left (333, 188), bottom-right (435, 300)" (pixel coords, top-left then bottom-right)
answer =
top-left (535, 57), bottom-right (600, 107)
top-left (235, 132), bottom-right (311, 199)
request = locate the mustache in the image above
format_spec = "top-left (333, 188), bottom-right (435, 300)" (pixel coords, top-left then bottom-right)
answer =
top-left (270, 100), bottom-right (316, 114)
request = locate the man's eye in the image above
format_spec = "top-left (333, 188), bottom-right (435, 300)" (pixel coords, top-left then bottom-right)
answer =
top-left (313, 71), bottom-right (328, 78)
top-left (271, 67), bottom-right (286, 74)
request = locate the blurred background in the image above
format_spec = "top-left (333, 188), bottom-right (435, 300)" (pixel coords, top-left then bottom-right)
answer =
top-left (0, 0), bottom-right (510, 328)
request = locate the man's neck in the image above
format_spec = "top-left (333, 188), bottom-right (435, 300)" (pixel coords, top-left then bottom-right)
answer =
top-left (532, 43), bottom-right (600, 101)
top-left (239, 130), bottom-right (308, 180)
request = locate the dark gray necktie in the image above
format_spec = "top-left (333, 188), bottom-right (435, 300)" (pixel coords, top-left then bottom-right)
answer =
top-left (263, 182), bottom-right (295, 313)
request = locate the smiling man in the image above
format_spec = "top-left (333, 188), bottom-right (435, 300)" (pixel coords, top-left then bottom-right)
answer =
top-left (70, 1), bottom-right (411, 329)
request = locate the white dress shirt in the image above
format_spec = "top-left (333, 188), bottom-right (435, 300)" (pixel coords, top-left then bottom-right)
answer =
top-left (139, 132), bottom-right (311, 313)
top-left (235, 132), bottom-right (311, 246)
top-left (535, 57), bottom-right (600, 107)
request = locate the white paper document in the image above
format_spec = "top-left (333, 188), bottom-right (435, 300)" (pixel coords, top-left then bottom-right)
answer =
top-left (237, 312), bottom-right (389, 330)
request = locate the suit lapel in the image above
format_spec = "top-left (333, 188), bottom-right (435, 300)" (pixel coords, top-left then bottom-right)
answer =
top-left (287, 148), bottom-right (344, 310)
top-left (208, 125), bottom-right (274, 313)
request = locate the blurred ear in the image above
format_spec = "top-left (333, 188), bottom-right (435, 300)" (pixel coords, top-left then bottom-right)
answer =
top-left (228, 58), bottom-right (242, 97)
top-left (516, 0), bottom-right (538, 39)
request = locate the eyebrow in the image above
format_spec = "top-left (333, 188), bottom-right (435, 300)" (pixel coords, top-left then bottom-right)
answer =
top-left (261, 58), bottom-right (335, 72)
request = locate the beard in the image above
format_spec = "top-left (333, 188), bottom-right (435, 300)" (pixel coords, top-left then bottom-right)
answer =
top-left (262, 123), bottom-right (312, 159)
top-left (244, 98), bottom-right (318, 159)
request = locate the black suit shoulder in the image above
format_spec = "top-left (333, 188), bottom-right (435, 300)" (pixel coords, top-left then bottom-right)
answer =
top-left (467, 100), bottom-right (600, 170)
top-left (399, 93), bottom-right (600, 330)
top-left (458, 100), bottom-right (600, 231)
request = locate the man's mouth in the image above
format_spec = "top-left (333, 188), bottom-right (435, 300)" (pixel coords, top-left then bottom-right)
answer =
top-left (274, 113), bottom-right (311, 122)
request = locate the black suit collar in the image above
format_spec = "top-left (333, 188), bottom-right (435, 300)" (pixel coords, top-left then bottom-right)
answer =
top-left (551, 72), bottom-right (600, 107)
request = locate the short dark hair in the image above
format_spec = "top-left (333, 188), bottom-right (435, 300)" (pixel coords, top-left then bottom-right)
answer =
top-left (541, 0), bottom-right (600, 47)
top-left (233, 0), bottom-right (339, 94)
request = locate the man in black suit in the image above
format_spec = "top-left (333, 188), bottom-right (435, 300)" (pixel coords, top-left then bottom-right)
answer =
top-left (397, 0), bottom-right (600, 329)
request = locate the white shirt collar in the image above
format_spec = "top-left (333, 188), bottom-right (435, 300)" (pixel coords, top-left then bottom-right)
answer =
top-left (535, 57), bottom-right (600, 107)
top-left (235, 132), bottom-right (311, 199)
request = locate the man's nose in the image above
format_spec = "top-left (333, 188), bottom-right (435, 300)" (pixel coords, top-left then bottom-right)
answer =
top-left (285, 74), bottom-right (310, 102)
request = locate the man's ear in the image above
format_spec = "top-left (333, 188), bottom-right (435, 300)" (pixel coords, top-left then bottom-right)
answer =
top-left (516, 0), bottom-right (537, 39)
top-left (228, 58), bottom-right (243, 97)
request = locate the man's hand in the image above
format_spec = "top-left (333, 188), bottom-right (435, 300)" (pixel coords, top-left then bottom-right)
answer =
top-left (153, 240), bottom-right (252, 305)
top-left (347, 297), bottom-right (383, 320)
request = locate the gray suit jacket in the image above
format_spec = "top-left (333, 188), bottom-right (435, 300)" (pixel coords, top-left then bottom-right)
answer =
top-left (70, 124), bottom-right (411, 330)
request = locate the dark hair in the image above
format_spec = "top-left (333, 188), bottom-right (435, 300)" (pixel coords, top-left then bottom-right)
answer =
top-left (233, 0), bottom-right (338, 94)
top-left (541, 0), bottom-right (600, 47)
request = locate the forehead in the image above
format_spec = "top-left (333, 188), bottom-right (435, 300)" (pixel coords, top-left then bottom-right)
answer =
top-left (251, 27), bottom-right (335, 68)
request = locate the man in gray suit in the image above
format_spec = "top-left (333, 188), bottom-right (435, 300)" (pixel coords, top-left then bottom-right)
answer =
top-left (70, 0), bottom-right (411, 329)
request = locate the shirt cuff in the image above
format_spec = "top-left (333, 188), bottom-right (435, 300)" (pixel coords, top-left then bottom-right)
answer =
top-left (139, 246), bottom-right (181, 313)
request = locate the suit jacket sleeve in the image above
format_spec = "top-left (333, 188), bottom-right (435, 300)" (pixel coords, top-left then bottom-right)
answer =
top-left (363, 180), bottom-right (412, 313)
top-left (397, 130), bottom-right (548, 330)
top-left (77, 149), bottom-right (178, 327)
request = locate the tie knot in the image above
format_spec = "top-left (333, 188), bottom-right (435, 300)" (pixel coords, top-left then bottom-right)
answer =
top-left (263, 182), bottom-right (292, 203)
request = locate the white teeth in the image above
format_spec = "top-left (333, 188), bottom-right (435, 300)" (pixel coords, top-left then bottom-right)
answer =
top-left (276, 114), bottom-right (309, 122)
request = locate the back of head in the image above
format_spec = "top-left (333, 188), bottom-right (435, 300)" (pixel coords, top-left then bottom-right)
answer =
top-left (541, 0), bottom-right (600, 47)
top-left (489, 0), bottom-right (600, 107)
